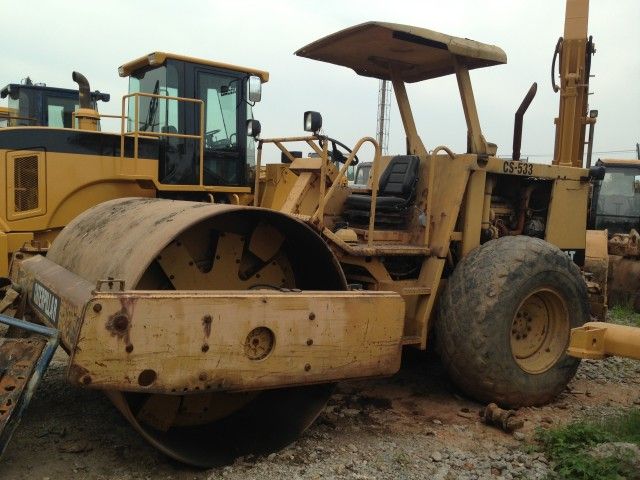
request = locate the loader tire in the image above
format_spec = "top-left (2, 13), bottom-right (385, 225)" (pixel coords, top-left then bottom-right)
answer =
top-left (436, 236), bottom-right (589, 408)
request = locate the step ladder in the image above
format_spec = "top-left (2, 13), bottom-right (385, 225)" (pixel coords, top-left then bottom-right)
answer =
top-left (0, 315), bottom-right (59, 457)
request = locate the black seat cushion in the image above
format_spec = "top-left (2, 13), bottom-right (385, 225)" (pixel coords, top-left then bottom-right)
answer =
top-left (344, 155), bottom-right (419, 211)
top-left (342, 155), bottom-right (420, 228)
top-left (378, 155), bottom-right (420, 197)
top-left (344, 194), bottom-right (407, 212)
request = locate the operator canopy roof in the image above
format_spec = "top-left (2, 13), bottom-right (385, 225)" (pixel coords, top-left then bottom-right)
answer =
top-left (118, 52), bottom-right (269, 82)
top-left (295, 21), bottom-right (507, 82)
top-left (597, 158), bottom-right (640, 168)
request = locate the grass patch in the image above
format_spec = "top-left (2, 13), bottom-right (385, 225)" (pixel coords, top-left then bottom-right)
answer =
top-left (609, 304), bottom-right (640, 327)
top-left (393, 450), bottom-right (411, 466)
top-left (535, 409), bottom-right (640, 479)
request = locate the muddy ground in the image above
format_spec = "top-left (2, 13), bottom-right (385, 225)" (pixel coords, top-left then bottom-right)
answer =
top-left (1, 344), bottom-right (639, 480)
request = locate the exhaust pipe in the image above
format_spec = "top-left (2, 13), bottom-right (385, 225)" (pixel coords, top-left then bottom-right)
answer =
top-left (512, 82), bottom-right (538, 161)
top-left (71, 71), bottom-right (100, 130)
top-left (72, 71), bottom-right (91, 109)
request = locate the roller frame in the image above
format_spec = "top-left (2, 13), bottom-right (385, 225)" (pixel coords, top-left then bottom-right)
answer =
top-left (18, 254), bottom-right (405, 394)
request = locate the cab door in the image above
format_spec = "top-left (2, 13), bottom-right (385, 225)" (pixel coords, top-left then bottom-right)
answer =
top-left (195, 69), bottom-right (246, 186)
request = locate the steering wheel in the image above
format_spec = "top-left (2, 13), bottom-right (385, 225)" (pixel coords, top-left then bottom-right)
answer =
top-left (324, 137), bottom-right (359, 165)
top-left (204, 129), bottom-right (221, 148)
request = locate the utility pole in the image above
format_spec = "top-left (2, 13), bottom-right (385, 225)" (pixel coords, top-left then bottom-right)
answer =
top-left (376, 80), bottom-right (391, 155)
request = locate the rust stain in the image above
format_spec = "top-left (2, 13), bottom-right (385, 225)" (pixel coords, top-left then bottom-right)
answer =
top-left (105, 296), bottom-right (136, 349)
top-left (0, 338), bottom-right (46, 428)
top-left (202, 314), bottom-right (212, 338)
top-left (67, 363), bottom-right (91, 385)
top-left (105, 310), bottom-right (130, 339)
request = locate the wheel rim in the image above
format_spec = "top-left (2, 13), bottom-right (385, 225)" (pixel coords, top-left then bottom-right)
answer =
top-left (510, 287), bottom-right (569, 374)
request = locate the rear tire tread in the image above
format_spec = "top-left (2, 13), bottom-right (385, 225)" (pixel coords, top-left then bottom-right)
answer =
top-left (437, 236), bottom-right (588, 408)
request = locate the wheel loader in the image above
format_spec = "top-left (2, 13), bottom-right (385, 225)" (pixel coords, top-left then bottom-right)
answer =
top-left (0, 76), bottom-right (110, 128)
top-left (0, 0), bottom-right (638, 468)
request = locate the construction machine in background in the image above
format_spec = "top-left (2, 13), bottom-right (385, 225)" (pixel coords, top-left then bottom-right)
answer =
top-left (0, 0), bottom-right (637, 468)
top-left (588, 159), bottom-right (640, 311)
top-left (0, 77), bottom-right (110, 128)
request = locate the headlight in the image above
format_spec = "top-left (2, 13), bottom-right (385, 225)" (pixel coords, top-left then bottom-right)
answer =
top-left (303, 111), bottom-right (322, 133)
top-left (247, 119), bottom-right (261, 138)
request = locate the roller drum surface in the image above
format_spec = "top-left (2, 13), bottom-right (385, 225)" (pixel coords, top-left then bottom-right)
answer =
top-left (47, 198), bottom-right (343, 466)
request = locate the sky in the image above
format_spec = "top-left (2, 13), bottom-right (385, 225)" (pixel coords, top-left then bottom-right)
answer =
top-left (2, 0), bottom-right (639, 164)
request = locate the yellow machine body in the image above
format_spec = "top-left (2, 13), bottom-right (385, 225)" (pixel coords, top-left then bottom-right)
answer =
top-left (4, 0), bottom-right (636, 468)
top-left (568, 322), bottom-right (640, 360)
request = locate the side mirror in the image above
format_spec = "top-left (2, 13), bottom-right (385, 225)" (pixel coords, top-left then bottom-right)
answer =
top-left (248, 76), bottom-right (262, 103)
top-left (247, 119), bottom-right (261, 138)
top-left (304, 111), bottom-right (322, 134)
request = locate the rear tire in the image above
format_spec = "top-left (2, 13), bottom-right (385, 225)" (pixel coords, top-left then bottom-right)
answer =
top-left (436, 236), bottom-right (589, 408)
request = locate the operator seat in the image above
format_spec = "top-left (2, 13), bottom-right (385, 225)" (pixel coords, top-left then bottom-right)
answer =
top-left (342, 155), bottom-right (420, 229)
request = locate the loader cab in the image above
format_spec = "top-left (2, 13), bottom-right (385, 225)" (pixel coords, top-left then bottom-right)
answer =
top-left (590, 159), bottom-right (640, 234)
top-left (119, 52), bottom-right (268, 188)
top-left (0, 81), bottom-right (110, 128)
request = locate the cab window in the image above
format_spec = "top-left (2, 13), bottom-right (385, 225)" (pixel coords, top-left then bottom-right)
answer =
top-left (197, 71), bottom-right (243, 185)
top-left (45, 96), bottom-right (78, 128)
top-left (127, 65), bottom-right (180, 133)
top-left (594, 166), bottom-right (640, 233)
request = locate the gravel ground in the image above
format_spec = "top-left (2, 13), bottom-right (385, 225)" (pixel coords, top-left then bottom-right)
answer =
top-left (1, 343), bottom-right (638, 479)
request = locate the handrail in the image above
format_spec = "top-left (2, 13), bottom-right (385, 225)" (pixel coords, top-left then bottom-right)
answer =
top-left (254, 142), bottom-right (263, 206)
top-left (98, 113), bottom-right (126, 119)
top-left (0, 113), bottom-right (38, 124)
top-left (423, 146), bottom-right (456, 246)
top-left (366, 140), bottom-right (383, 247)
top-left (255, 135), bottom-right (382, 237)
top-left (255, 135), bottom-right (323, 206)
top-left (432, 145), bottom-right (456, 159)
top-left (310, 137), bottom-right (380, 233)
top-left (120, 92), bottom-right (205, 183)
top-left (71, 111), bottom-right (126, 130)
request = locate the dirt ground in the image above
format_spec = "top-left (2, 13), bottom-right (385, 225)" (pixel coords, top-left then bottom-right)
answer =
top-left (1, 346), bottom-right (639, 480)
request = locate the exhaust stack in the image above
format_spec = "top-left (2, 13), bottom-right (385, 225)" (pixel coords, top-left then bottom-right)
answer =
top-left (512, 82), bottom-right (537, 161)
top-left (71, 71), bottom-right (100, 131)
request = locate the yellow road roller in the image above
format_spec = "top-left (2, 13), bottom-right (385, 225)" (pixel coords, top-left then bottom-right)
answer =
top-left (1, 0), bottom-right (637, 468)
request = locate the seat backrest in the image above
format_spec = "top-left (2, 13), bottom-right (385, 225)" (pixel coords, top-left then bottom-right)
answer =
top-left (161, 125), bottom-right (178, 134)
top-left (378, 155), bottom-right (420, 198)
